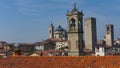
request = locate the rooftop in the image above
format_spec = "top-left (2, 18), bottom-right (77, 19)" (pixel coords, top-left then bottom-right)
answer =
top-left (34, 38), bottom-right (67, 45)
top-left (0, 56), bottom-right (120, 68)
top-left (55, 25), bottom-right (64, 31)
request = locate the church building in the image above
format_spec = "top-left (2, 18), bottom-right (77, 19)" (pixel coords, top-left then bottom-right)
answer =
top-left (49, 23), bottom-right (67, 40)
top-left (48, 3), bottom-right (97, 56)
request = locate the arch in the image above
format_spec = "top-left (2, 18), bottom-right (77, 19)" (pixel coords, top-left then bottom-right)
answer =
top-left (50, 30), bottom-right (51, 33)
top-left (107, 26), bottom-right (110, 34)
top-left (107, 26), bottom-right (110, 31)
top-left (70, 18), bottom-right (76, 30)
top-left (78, 20), bottom-right (81, 29)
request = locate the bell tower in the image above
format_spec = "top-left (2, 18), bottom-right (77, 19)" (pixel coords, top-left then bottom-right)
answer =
top-left (67, 3), bottom-right (84, 56)
top-left (49, 22), bottom-right (54, 38)
top-left (105, 24), bottom-right (114, 47)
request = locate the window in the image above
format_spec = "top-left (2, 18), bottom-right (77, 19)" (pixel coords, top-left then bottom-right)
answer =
top-left (70, 18), bottom-right (76, 30)
top-left (96, 47), bottom-right (99, 52)
top-left (50, 30), bottom-right (51, 33)
top-left (107, 27), bottom-right (110, 31)
top-left (107, 27), bottom-right (110, 34)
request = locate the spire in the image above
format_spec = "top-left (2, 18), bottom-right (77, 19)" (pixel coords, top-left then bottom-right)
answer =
top-left (74, 3), bottom-right (77, 9)
top-left (67, 10), bottom-right (69, 13)
top-left (72, 3), bottom-right (78, 12)
top-left (81, 10), bottom-right (83, 13)
top-left (50, 21), bottom-right (53, 26)
top-left (57, 22), bottom-right (61, 27)
top-left (55, 25), bottom-right (63, 31)
top-left (49, 21), bottom-right (54, 29)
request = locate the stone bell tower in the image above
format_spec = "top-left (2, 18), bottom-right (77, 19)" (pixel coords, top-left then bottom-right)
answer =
top-left (105, 24), bottom-right (114, 47)
top-left (49, 22), bottom-right (54, 38)
top-left (67, 3), bottom-right (84, 56)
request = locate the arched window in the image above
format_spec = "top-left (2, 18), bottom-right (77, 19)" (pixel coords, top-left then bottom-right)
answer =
top-left (70, 18), bottom-right (76, 30)
top-left (107, 27), bottom-right (110, 31)
top-left (107, 27), bottom-right (110, 34)
top-left (78, 20), bottom-right (81, 29)
top-left (50, 30), bottom-right (51, 33)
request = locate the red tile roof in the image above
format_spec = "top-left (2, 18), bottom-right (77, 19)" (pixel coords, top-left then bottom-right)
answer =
top-left (19, 43), bottom-right (34, 46)
top-left (34, 38), bottom-right (68, 45)
top-left (0, 56), bottom-right (120, 68)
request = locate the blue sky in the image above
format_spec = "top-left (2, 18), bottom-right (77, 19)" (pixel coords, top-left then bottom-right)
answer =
top-left (0, 0), bottom-right (120, 43)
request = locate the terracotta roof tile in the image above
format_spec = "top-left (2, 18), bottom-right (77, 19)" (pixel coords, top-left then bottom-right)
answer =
top-left (34, 38), bottom-right (67, 46)
top-left (0, 56), bottom-right (120, 68)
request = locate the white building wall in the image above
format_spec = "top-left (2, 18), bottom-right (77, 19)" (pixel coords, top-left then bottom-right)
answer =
top-left (95, 47), bottom-right (105, 56)
top-left (35, 46), bottom-right (44, 50)
top-left (56, 42), bottom-right (68, 49)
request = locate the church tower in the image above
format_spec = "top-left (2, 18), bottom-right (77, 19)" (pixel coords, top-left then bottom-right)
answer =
top-left (67, 3), bottom-right (84, 56)
top-left (105, 24), bottom-right (114, 47)
top-left (49, 22), bottom-right (54, 38)
top-left (84, 17), bottom-right (97, 52)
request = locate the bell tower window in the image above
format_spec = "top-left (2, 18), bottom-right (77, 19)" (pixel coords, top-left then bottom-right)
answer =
top-left (50, 30), bottom-right (51, 33)
top-left (107, 27), bottom-right (110, 31)
top-left (70, 18), bottom-right (76, 30)
top-left (78, 20), bottom-right (81, 28)
top-left (107, 27), bottom-right (110, 34)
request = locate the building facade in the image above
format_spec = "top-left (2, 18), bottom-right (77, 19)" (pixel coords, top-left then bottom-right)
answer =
top-left (67, 3), bottom-right (84, 56)
top-left (55, 40), bottom-right (68, 49)
top-left (84, 17), bottom-right (97, 52)
top-left (95, 46), bottom-right (105, 56)
top-left (49, 24), bottom-right (67, 40)
top-left (49, 23), bottom-right (54, 38)
top-left (47, 3), bottom-right (101, 56)
top-left (104, 24), bottom-right (114, 47)
top-left (54, 25), bottom-right (67, 40)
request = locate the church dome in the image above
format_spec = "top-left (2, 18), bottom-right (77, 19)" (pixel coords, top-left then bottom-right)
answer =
top-left (55, 25), bottom-right (64, 31)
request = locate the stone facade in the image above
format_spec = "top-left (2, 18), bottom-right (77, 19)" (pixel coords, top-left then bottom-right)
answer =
top-left (105, 24), bottom-right (114, 47)
top-left (67, 3), bottom-right (84, 56)
top-left (84, 17), bottom-right (97, 51)
top-left (49, 23), bottom-right (54, 38)
top-left (49, 24), bottom-right (67, 40)
top-left (54, 25), bottom-right (67, 40)
top-left (48, 3), bottom-right (100, 56)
